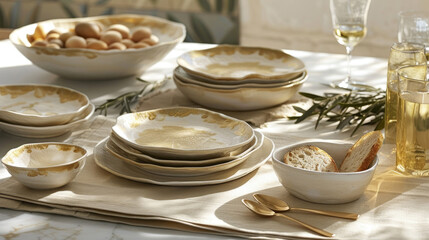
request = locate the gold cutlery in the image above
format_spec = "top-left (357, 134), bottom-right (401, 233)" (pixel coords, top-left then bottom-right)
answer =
top-left (253, 193), bottom-right (359, 220)
top-left (242, 199), bottom-right (334, 237)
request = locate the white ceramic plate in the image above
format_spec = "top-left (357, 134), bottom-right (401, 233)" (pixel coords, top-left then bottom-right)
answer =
top-left (108, 131), bottom-right (260, 167)
top-left (93, 134), bottom-right (274, 186)
top-left (174, 66), bottom-right (307, 89)
top-left (0, 103), bottom-right (95, 138)
top-left (177, 45), bottom-right (305, 81)
top-left (0, 85), bottom-right (89, 126)
top-left (112, 107), bottom-right (255, 159)
top-left (104, 131), bottom-right (264, 177)
top-left (174, 74), bottom-right (306, 111)
top-left (9, 14), bottom-right (185, 80)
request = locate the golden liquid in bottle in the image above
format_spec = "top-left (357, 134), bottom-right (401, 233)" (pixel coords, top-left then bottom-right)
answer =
top-left (384, 78), bottom-right (399, 144)
top-left (333, 24), bottom-right (366, 48)
top-left (396, 93), bottom-right (429, 176)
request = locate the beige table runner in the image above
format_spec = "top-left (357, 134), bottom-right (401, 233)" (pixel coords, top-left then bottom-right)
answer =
top-left (0, 116), bottom-right (428, 239)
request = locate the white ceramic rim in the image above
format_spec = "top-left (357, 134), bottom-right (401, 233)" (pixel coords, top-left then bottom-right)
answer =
top-left (1, 142), bottom-right (87, 169)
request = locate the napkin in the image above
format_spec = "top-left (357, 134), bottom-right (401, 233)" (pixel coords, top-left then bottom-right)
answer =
top-left (135, 88), bottom-right (312, 127)
top-left (0, 116), bottom-right (428, 240)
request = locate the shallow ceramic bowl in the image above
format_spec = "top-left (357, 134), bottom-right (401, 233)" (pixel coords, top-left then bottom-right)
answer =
top-left (177, 45), bottom-right (305, 82)
top-left (174, 74), bottom-right (306, 111)
top-left (9, 14), bottom-right (185, 80)
top-left (1, 143), bottom-right (87, 189)
top-left (0, 85), bottom-right (90, 126)
top-left (272, 141), bottom-right (379, 204)
top-left (174, 66), bottom-right (307, 89)
top-left (112, 107), bottom-right (255, 159)
top-left (0, 103), bottom-right (95, 138)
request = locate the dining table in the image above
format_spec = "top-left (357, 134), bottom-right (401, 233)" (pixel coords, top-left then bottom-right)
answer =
top-left (1, 35), bottom-right (426, 240)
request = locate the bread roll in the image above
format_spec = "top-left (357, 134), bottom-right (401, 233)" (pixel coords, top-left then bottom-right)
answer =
top-left (340, 131), bottom-right (384, 172)
top-left (283, 145), bottom-right (339, 172)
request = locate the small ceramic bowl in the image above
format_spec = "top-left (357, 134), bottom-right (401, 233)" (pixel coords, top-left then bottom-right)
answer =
top-left (1, 143), bottom-right (87, 189)
top-left (272, 141), bottom-right (378, 204)
top-left (9, 14), bottom-right (185, 80)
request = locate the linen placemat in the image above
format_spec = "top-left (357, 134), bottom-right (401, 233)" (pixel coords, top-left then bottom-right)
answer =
top-left (135, 88), bottom-right (311, 127)
top-left (0, 116), bottom-right (427, 239)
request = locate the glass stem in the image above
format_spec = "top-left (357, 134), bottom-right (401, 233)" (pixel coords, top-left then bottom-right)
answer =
top-left (345, 46), bottom-right (353, 83)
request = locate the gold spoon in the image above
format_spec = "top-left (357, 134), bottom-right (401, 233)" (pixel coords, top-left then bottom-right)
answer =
top-left (253, 194), bottom-right (359, 220)
top-left (241, 199), bottom-right (334, 237)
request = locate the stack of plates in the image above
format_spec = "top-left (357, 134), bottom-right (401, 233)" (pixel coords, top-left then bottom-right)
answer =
top-left (174, 45), bottom-right (307, 111)
top-left (0, 85), bottom-right (94, 138)
top-left (94, 107), bottom-right (274, 186)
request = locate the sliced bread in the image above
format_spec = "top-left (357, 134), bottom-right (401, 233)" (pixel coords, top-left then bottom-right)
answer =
top-left (340, 131), bottom-right (384, 172)
top-left (283, 145), bottom-right (339, 172)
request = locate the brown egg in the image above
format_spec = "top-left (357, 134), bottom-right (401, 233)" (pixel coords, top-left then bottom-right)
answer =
top-left (48, 39), bottom-right (64, 48)
top-left (46, 33), bottom-right (60, 41)
top-left (131, 27), bottom-right (151, 42)
top-left (65, 36), bottom-right (87, 48)
top-left (130, 42), bottom-right (149, 49)
top-left (121, 39), bottom-right (134, 48)
top-left (46, 43), bottom-right (61, 49)
top-left (100, 31), bottom-right (122, 45)
top-left (86, 38), bottom-right (98, 45)
top-left (31, 40), bottom-right (48, 47)
top-left (141, 35), bottom-right (159, 46)
top-left (59, 32), bottom-right (75, 43)
top-left (87, 40), bottom-right (108, 50)
top-left (75, 22), bottom-right (101, 39)
top-left (108, 42), bottom-right (126, 50)
top-left (47, 28), bottom-right (62, 35)
top-left (107, 24), bottom-right (130, 39)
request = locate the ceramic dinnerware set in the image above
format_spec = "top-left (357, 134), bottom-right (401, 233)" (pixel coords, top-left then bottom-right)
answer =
top-left (94, 107), bottom-right (275, 186)
top-left (174, 45), bottom-right (308, 111)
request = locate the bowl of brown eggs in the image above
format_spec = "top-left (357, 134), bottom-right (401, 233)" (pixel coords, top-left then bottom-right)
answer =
top-left (9, 14), bottom-right (186, 80)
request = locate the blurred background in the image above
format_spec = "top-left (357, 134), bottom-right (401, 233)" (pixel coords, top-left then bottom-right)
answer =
top-left (0, 0), bottom-right (427, 58)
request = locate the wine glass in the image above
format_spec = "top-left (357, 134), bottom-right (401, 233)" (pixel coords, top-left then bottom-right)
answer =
top-left (329, 0), bottom-right (371, 90)
top-left (398, 11), bottom-right (429, 59)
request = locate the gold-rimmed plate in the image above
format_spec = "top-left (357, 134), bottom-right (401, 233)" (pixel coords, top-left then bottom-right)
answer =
top-left (0, 85), bottom-right (89, 126)
top-left (93, 134), bottom-right (274, 186)
top-left (108, 132), bottom-right (259, 167)
top-left (0, 103), bottom-right (95, 138)
top-left (177, 45), bottom-right (305, 82)
top-left (112, 107), bottom-right (255, 159)
top-left (104, 131), bottom-right (264, 177)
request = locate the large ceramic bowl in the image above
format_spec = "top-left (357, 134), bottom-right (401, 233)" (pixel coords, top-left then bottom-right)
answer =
top-left (174, 74), bottom-right (306, 111)
top-left (0, 85), bottom-right (90, 126)
top-left (272, 141), bottom-right (379, 204)
top-left (112, 107), bottom-right (255, 159)
top-left (9, 14), bottom-right (186, 80)
top-left (1, 143), bottom-right (87, 189)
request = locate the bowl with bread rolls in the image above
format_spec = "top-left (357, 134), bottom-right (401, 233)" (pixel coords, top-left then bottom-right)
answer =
top-left (9, 14), bottom-right (185, 80)
top-left (272, 131), bottom-right (384, 204)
